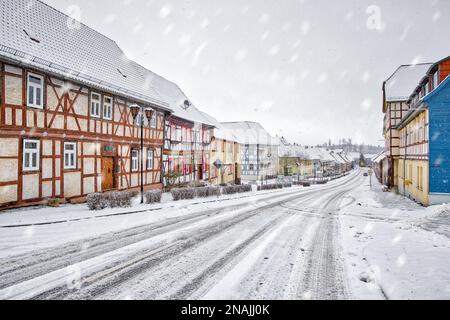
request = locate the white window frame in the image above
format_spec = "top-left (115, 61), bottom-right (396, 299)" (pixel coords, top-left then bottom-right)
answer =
top-left (103, 96), bottom-right (113, 120)
top-left (432, 71), bottom-right (439, 89)
top-left (131, 150), bottom-right (139, 172)
top-left (90, 92), bottom-right (101, 118)
top-left (135, 112), bottom-right (144, 126)
top-left (147, 149), bottom-right (154, 170)
top-left (150, 113), bottom-right (157, 128)
top-left (27, 73), bottom-right (44, 109)
top-left (64, 142), bottom-right (77, 170)
top-left (23, 139), bottom-right (40, 171)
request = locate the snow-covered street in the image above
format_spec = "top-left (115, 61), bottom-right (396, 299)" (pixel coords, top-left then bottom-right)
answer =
top-left (0, 170), bottom-right (450, 300)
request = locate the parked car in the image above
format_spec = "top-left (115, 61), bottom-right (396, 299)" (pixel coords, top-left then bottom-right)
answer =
top-left (363, 173), bottom-right (369, 177)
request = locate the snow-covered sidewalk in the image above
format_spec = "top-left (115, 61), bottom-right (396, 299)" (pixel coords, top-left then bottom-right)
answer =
top-left (0, 186), bottom-right (299, 228)
top-left (340, 177), bottom-right (450, 300)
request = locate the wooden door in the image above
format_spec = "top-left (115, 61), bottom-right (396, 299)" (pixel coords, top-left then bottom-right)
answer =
top-left (102, 158), bottom-right (115, 191)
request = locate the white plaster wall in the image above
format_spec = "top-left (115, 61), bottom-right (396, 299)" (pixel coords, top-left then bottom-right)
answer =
top-left (5, 75), bottom-right (22, 106)
top-left (42, 181), bottom-right (52, 198)
top-left (83, 142), bottom-right (96, 156)
top-left (15, 109), bottom-right (22, 126)
top-left (26, 110), bottom-right (34, 127)
top-left (42, 159), bottom-right (53, 179)
top-left (83, 158), bottom-right (95, 175)
top-left (42, 140), bottom-right (52, 156)
top-left (4, 65), bottom-right (22, 75)
top-left (47, 86), bottom-right (59, 111)
top-left (72, 94), bottom-right (88, 117)
top-left (52, 115), bottom-right (64, 129)
top-left (0, 138), bottom-right (18, 157)
top-left (0, 185), bottom-right (18, 203)
top-left (64, 172), bottom-right (81, 198)
top-left (84, 177), bottom-right (95, 195)
top-left (22, 174), bottom-right (39, 200)
top-left (0, 159), bottom-right (18, 182)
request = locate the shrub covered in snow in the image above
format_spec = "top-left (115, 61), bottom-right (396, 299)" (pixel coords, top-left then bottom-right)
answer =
top-left (87, 193), bottom-right (107, 211)
top-left (145, 190), bottom-right (163, 204)
top-left (87, 191), bottom-right (132, 210)
top-left (221, 184), bottom-right (252, 195)
top-left (258, 184), bottom-right (283, 191)
top-left (207, 186), bottom-right (221, 197)
top-left (106, 191), bottom-right (132, 208)
top-left (171, 188), bottom-right (196, 201)
top-left (222, 185), bottom-right (238, 195)
top-left (239, 184), bottom-right (252, 193)
top-left (195, 187), bottom-right (209, 198)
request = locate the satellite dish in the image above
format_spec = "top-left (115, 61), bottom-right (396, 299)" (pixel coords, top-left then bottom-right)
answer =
top-left (182, 100), bottom-right (191, 110)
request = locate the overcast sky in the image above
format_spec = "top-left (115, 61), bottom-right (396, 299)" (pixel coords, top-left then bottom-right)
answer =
top-left (42, 0), bottom-right (450, 146)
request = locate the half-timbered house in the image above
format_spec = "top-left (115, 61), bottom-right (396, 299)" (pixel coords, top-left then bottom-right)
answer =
top-left (200, 112), bottom-right (241, 185)
top-left (134, 71), bottom-right (216, 189)
top-left (382, 63), bottom-right (433, 190)
top-left (0, 0), bottom-right (172, 208)
top-left (221, 122), bottom-right (279, 183)
top-left (397, 56), bottom-right (450, 206)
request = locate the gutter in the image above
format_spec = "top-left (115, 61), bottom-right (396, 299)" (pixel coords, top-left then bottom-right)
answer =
top-left (0, 45), bottom-right (173, 113)
top-left (395, 101), bottom-right (427, 130)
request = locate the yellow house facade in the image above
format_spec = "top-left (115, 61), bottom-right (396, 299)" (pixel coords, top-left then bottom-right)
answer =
top-left (200, 113), bottom-right (241, 186)
top-left (209, 137), bottom-right (241, 185)
top-left (398, 109), bottom-right (429, 206)
top-left (278, 158), bottom-right (314, 177)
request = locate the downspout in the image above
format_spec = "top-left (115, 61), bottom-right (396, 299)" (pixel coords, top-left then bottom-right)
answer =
top-left (257, 144), bottom-right (260, 183)
top-left (403, 125), bottom-right (407, 197)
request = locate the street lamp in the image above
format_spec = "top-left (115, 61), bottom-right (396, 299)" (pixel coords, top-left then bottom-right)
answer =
top-left (130, 104), bottom-right (155, 204)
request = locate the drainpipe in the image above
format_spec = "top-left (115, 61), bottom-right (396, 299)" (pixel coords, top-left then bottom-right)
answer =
top-left (403, 126), bottom-right (407, 197)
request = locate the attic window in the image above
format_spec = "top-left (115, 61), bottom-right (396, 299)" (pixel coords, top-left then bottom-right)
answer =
top-left (117, 69), bottom-right (127, 78)
top-left (23, 29), bottom-right (40, 43)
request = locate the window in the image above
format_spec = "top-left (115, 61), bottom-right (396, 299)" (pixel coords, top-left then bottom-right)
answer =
top-left (147, 149), bottom-right (154, 170)
top-left (150, 113), bottom-right (157, 128)
top-left (424, 82), bottom-right (430, 96)
top-left (131, 150), bottom-right (139, 172)
top-left (64, 142), bottom-right (77, 169)
top-left (27, 73), bottom-right (44, 109)
top-left (135, 112), bottom-right (144, 126)
top-left (432, 71), bottom-right (439, 89)
top-left (103, 96), bottom-right (113, 120)
top-left (90, 93), bottom-right (101, 118)
top-left (23, 139), bottom-right (40, 171)
top-left (417, 167), bottom-right (423, 191)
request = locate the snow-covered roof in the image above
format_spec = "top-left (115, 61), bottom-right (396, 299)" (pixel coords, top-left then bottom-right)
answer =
top-left (0, 0), bottom-right (171, 111)
top-left (278, 145), bottom-right (336, 162)
top-left (347, 152), bottom-right (362, 161)
top-left (132, 62), bottom-right (214, 126)
top-left (384, 63), bottom-right (433, 102)
top-left (200, 112), bottom-right (238, 142)
top-left (221, 122), bottom-right (279, 146)
top-left (373, 152), bottom-right (387, 164)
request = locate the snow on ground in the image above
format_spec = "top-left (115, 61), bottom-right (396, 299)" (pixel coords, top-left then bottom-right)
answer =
top-left (340, 174), bottom-right (450, 300)
top-left (0, 179), bottom-right (347, 259)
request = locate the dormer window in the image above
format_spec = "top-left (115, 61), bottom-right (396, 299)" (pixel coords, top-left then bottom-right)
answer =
top-left (432, 71), bottom-right (439, 90)
top-left (424, 81), bottom-right (430, 96)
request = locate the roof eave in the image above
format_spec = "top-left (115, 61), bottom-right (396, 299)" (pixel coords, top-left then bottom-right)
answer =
top-left (0, 50), bottom-right (173, 114)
